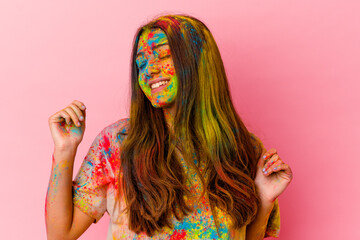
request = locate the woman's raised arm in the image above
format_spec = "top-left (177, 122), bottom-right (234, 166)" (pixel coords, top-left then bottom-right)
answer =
top-left (45, 100), bottom-right (94, 240)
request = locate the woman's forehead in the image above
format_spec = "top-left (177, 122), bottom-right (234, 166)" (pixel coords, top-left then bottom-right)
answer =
top-left (137, 28), bottom-right (168, 53)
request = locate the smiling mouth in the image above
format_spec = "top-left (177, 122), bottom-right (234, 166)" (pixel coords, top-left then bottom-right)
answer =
top-left (150, 79), bottom-right (170, 93)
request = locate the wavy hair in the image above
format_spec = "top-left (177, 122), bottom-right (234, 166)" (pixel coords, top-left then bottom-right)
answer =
top-left (117, 14), bottom-right (264, 237)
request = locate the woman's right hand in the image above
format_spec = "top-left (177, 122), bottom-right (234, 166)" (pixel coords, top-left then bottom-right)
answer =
top-left (48, 100), bottom-right (87, 151)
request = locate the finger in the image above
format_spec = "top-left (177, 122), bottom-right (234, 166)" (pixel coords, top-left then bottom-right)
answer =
top-left (262, 148), bottom-right (277, 160)
top-left (63, 107), bottom-right (81, 127)
top-left (258, 150), bottom-right (266, 168)
top-left (72, 100), bottom-right (86, 111)
top-left (258, 147), bottom-right (270, 167)
top-left (57, 111), bottom-right (71, 125)
top-left (262, 153), bottom-right (279, 173)
top-left (275, 163), bottom-right (293, 180)
top-left (261, 148), bottom-right (277, 165)
top-left (49, 112), bottom-right (65, 123)
top-left (72, 101), bottom-right (86, 121)
top-left (71, 100), bottom-right (86, 119)
top-left (264, 159), bottom-right (282, 176)
top-left (69, 103), bottom-right (85, 122)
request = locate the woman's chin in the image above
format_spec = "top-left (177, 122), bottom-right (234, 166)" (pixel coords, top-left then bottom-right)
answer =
top-left (151, 100), bottom-right (175, 109)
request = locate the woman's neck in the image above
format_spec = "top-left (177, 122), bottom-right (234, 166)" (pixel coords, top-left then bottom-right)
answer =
top-left (163, 104), bottom-right (176, 134)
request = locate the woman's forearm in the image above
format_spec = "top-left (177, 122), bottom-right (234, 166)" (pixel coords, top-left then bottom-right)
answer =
top-left (45, 148), bottom-right (77, 239)
top-left (246, 200), bottom-right (275, 240)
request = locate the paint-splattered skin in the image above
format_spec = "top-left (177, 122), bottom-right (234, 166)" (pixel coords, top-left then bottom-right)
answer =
top-left (72, 118), bottom-right (280, 239)
top-left (45, 150), bottom-right (76, 235)
top-left (136, 28), bottom-right (178, 109)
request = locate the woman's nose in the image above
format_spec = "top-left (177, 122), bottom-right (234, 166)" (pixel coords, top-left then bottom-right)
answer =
top-left (145, 59), bottom-right (161, 77)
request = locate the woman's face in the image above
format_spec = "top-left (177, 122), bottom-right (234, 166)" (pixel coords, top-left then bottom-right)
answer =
top-left (136, 28), bottom-right (178, 108)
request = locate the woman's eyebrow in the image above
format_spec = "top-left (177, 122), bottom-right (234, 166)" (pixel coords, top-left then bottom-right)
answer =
top-left (153, 42), bottom-right (169, 50)
top-left (136, 42), bottom-right (169, 59)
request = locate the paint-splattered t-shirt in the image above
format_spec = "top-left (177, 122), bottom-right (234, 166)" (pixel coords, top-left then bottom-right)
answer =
top-left (72, 118), bottom-right (280, 239)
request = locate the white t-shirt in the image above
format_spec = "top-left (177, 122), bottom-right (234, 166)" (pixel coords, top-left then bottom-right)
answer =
top-left (72, 118), bottom-right (280, 239)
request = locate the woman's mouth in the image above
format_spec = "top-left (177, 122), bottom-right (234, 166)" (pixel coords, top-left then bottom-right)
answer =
top-left (150, 79), bottom-right (170, 94)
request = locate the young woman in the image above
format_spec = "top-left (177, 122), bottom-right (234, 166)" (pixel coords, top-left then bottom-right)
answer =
top-left (46, 14), bottom-right (293, 240)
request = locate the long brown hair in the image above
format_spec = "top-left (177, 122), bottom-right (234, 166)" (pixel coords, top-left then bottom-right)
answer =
top-left (117, 14), bottom-right (263, 237)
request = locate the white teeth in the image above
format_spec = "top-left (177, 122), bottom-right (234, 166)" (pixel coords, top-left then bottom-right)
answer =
top-left (151, 80), bottom-right (169, 89)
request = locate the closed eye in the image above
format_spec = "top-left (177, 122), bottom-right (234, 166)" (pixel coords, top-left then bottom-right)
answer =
top-left (159, 55), bottom-right (171, 59)
top-left (138, 62), bottom-right (146, 70)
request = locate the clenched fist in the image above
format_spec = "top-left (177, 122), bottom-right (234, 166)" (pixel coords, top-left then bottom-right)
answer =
top-left (48, 100), bottom-right (87, 152)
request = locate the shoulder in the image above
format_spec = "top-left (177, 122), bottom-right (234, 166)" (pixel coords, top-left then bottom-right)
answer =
top-left (99, 117), bottom-right (130, 140)
top-left (94, 117), bottom-right (130, 155)
top-left (95, 118), bottom-right (130, 173)
top-left (249, 132), bottom-right (261, 143)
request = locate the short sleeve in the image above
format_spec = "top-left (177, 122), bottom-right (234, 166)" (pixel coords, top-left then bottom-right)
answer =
top-left (72, 129), bottom-right (111, 223)
top-left (249, 132), bottom-right (281, 238)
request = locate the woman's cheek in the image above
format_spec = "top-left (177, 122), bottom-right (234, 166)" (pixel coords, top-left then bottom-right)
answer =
top-left (139, 77), bottom-right (152, 97)
top-left (162, 65), bottom-right (175, 76)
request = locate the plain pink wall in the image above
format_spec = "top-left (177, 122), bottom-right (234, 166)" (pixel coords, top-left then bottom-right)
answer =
top-left (1, 0), bottom-right (359, 239)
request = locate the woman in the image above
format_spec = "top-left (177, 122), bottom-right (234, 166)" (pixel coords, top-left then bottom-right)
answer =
top-left (46, 14), bottom-right (293, 239)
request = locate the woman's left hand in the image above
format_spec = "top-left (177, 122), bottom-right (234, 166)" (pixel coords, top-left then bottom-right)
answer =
top-left (254, 148), bottom-right (293, 203)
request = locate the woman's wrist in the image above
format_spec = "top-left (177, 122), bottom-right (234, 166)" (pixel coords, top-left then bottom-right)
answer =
top-left (259, 198), bottom-right (276, 211)
top-left (53, 147), bottom-right (77, 164)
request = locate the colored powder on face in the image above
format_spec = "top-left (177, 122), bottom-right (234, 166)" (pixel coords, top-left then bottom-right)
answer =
top-left (136, 28), bottom-right (178, 108)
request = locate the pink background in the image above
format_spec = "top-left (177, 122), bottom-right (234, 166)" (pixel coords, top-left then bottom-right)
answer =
top-left (1, 0), bottom-right (359, 239)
